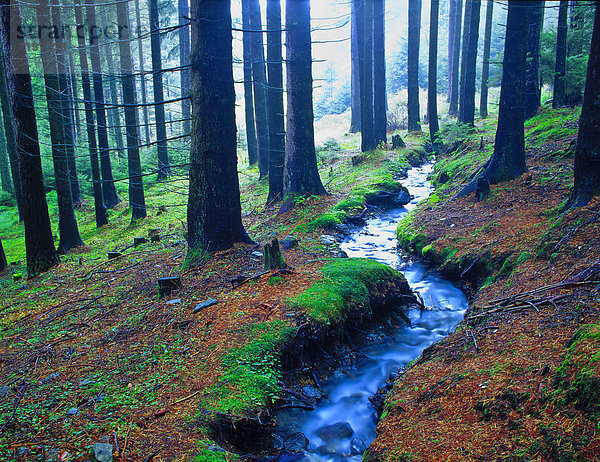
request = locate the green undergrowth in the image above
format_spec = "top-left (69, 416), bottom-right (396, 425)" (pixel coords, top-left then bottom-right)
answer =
top-left (195, 441), bottom-right (239, 462)
top-left (289, 258), bottom-right (406, 325)
top-left (395, 209), bottom-right (427, 254)
top-left (525, 106), bottom-right (581, 146)
top-left (203, 320), bottom-right (294, 417)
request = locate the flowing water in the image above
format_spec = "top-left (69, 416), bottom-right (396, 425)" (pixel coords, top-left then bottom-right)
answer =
top-left (274, 164), bottom-right (468, 461)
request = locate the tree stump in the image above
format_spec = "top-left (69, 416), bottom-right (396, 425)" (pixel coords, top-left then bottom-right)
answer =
top-left (263, 239), bottom-right (288, 271)
top-left (151, 235), bottom-right (161, 243)
top-left (107, 252), bottom-right (122, 260)
top-left (392, 134), bottom-right (406, 149)
top-left (351, 154), bottom-right (365, 166)
top-left (158, 276), bottom-right (181, 297)
top-left (134, 237), bottom-right (147, 247)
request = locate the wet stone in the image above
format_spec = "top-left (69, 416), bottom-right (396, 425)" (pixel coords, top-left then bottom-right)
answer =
top-left (334, 223), bottom-right (351, 235)
top-left (350, 438), bottom-right (367, 455)
top-left (284, 432), bottom-right (309, 452)
top-left (193, 299), bottom-right (218, 313)
top-left (320, 235), bottom-right (337, 246)
top-left (316, 421), bottom-right (354, 442)
top-left (280, 235), bottom-right (299, 250)
top-left (92, 442), bottom-right (113, 462)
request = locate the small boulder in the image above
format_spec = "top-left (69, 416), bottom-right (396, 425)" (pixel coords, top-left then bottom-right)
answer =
top-left (193, 299), bottom-right (218, 313)
top-left (316, 421), bottom-right (354, 442)
top-left (320, 235), bottom-right (337, 246)
top-left (280, 235), bottom-right (299, 250)
top-left (350, 438), bottom-right (367, 455)
top-left (92, 443), bottom-right (113, 462)
top-left (284, 432), bottom-right (309, 452)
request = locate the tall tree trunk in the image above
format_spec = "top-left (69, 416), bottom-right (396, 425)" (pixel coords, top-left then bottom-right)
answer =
top-left (241, 0), bottom-right (258, 165)
top-left (0, 117), bottom-right (12, 194)
top-left (249, 0), bottom-right (270, 178)
top-left (0, 237), bottom-right (6, 272)
top-left (447, 0), bottom-right (457, 102)
top-left (449, 0), bottom-right (462, 115)
top-left (459, 0), bottom-right (480, 126)
top-left (361, 0), bottom-right (375, 150)
top-left (86, 0), bottom-right (120, 209)
top-left (54, 0), bottom-right (82, 205)
top-left (373, 0), bottom-right (386, 146)
top-left (67, 48), bottom-right (81, 142)
top-left (564, 3), bottom-right (600, 209)
top-left (0, 42), bottom-right (23, 219)
top-left (407, 0), bottom-right (421, 131)
top-left (428, 0), bottom-right (440, 150)
top-left (457, 0), bottom-right (472, 122)
top-left (350, 0), bottom-right (361, 133)
top-left (553, 0), bottom-right (568, 108)
top-left (187, 0), bottom-right (251, 253)
top-left (0, 0), bottom-right (59, 276)
top-left (37, 0), bottom-right (84, 255)
top-left (479, 0), bottom-right (493, 118)
top-left (524, 1), bottom-right (544, 120)
top-left (74, 0), bottom-right (108, 228)
top-left (266, 0), bottom-right (284, 204)
top-left (134, 0), bottom-right (151, 144)
top-left (282, 0), bottom-right (327, 205)
top-left (150, 0), bottom-right (171, 180)
top-left (179, 0), bottom-right (191, 136)
top-left (459, 1), bottom-right (530, 197)
top-left (116, 0), bottom-right (147, 220)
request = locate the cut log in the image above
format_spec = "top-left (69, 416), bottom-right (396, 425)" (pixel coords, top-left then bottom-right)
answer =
top-left (151, 235), bottom-right (161, 243)
top-left (134, 237), bottom-right (147, 247)
top-left (13, 273), bottom-right (22, 282)
top-left (263, 238), bottom-right (287, 271)
top-left (148, 228), bottom-right (160, 237)
top-left (107, 252), bottom-right (122, 260)
top-left (158, 276), bottom-right (181, 296)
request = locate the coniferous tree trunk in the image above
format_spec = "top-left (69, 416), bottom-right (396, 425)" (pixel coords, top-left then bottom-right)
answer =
top-left (564, 2), bottom-right (600, 209)
top-left (116, 0), bottom-right (147, 220)
top-left (67, 50), bottom-right (81, 141)
top-left (0, 41), bottom-right (23, 219)
top-left (524, 1), bottom-right (544, 120)
top-left (266, 0), bottom-right (284, 204)
top-left (37, 0), bottom-right (84, 254)
top-left (479, 0), bottom-right (493, 118)
top-left (134, 0), bottom-right (151, 144)
top-left (74, 0), bottom-right (108, 228)
top-left (54, 0), bottom-right (82, 205)
top-left (86, 0), bottom-right (120, 209)
top-left (179, 0), bottom-right (191, 136)
top-left (0, 237), bottom-right (6, 272)
top-left (0, 118), bottom-right (11, 194)
top-left (350, 0), bottom-right (361, 133)
top-left (241, 0), bottom-right (258, 165)
top-left (449, 0), bottom-right (462, 115)
top-left (187, 0), bottom-right (251, 253)
top-left (457, 0), bottom-right (472, 122)
top-left (150, 0), bottom-right (171, 180)
top-left (283, 0), bottom-right (327, 205)
top-left (360, 0), bottom-right (375, 150)
top-left (249, 0), bottom-right (270, 178)
top-left (0, 0), bottom-right (59, 275)
top-left (459, 0), bottom-right (480, 126)
top-left (448, 0), bottom-right (457, 102)
top-left (373, 0), bottom-right (386, 146)
top-left (459, 1), bottom-right (530, 197)
top-left (553, 0), bottom-right (568, 108)
top-left (407, 0), bottom-right (421, 131)
top-left (428, 0), bottom-right (440, 150)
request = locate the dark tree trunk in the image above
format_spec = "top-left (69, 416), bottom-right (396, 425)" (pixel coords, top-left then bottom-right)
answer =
top-left (241, 0), bottom-right (258, 165)
top-left (459, 1), bottom-right (530, 197)
top-left (282, 0), bottom-right (327, 204)
top-left (0, 118), bottom-right (11, 193)
top-left (565, 3), bottom-right (600, 209)
top-left (178, 0), bottom-right (191, 136)
top-left (249, 0), bottom-right (270, 178)
top-left (266, 0), bottom-right (284, 204)
top-left (150, 0), bottom-right (171, 180)
top-left (407, 0), bottom-right (421, 131)
top-left (53, 0), bottom-right (82, 205)
top-left (428, 0), bottom-right (440, 150)
top-left (67, 49), bottom-right (81, 142)
top-left (37, 0), bottom-right (84, 254)
top-left (74, 0), bottom-right (108, 228)
top-left (553, 0), bottom-right (568, 108)
top-left (187, 0), bottom-right (251, 252)
top-left (479, 0), bottom-right (493, 118)
top-left (116, 0), bottom-right (147, 220)
top-left (525, 1), bottom-right (544, 120)
top-left (449, 0), bottom-right (462, 115)
top-left (373, 0), bottom-right (386, 146)
top-left (459, 0), bottom-right (480, 126)
top-left (448, 0), bottom-right (457, 102)
top-left (134, 0), bottom-right (151, 144)
top-left (350, 0), bottom-right (361, 133)
top-left (86, 0), bottom-right (120, 209)
top-left (0, 0), bottom-right (59, 275)
top-left (360, 0), bottom-right (375, 150)
top-left (0, 237), bottom-right (6, 272)
top-left (457, 0), bottom-right (472, 122)
top-left (0, 45), bottom-right (22, 218)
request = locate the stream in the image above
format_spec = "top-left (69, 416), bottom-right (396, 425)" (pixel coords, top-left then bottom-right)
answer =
top-left (273, 164), bottom-right (468, 461)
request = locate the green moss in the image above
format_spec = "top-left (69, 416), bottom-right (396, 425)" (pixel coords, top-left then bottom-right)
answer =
top-left (195, 441), bottom-right (239, 462)
top-left (525, 106), bottom-right (581, 146)
top-left (396, 210), bottom-right (428, 254)
top-left (301, 211), bottom-right (345, 231)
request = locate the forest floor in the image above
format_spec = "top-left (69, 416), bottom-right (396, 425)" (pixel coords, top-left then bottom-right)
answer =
top-left (2, 103), bottom-right (599, 462)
